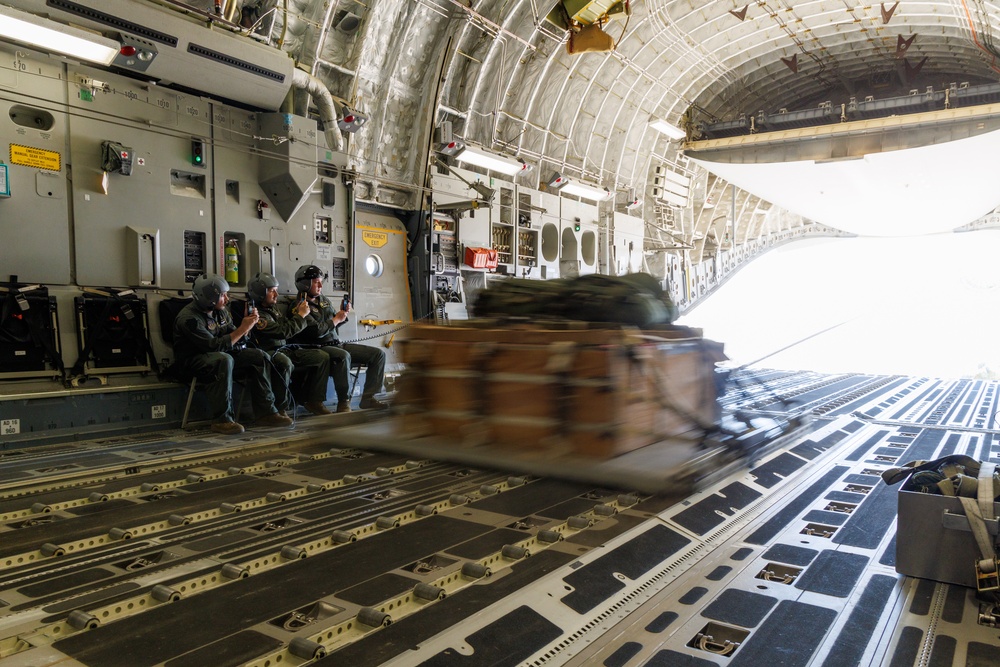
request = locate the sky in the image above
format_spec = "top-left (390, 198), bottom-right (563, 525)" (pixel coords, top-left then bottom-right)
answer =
top-left (675, 230), bottom-right (1000, 380)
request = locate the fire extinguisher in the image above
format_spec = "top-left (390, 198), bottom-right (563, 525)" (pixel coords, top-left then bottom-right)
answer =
top-left (224, 240), bottom-right (239, 283)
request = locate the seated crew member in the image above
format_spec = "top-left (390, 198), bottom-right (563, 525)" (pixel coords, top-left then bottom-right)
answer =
top-left (288, 265), bottom-right (387, 411)
top-left (246, 272), bottom-right (332, 416)
top-left (173, 274), bottom-right (294, 434)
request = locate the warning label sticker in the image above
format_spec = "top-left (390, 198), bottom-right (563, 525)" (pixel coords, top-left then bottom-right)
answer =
top-left (9, 143), bottom-right (61, 171)
top-left (361, 230), bottom-right (389, 248)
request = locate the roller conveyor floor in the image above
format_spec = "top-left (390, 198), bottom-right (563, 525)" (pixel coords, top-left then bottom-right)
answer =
top-left (1, 371), bottom-right (999, 666)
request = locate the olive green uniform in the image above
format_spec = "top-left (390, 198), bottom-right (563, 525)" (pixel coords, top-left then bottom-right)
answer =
top-left (288, 294), bottom-right (385, 405)
top-left (249, 303), bottom-right (330, 406)
top-left (172, 301), bottom-right (284, 423)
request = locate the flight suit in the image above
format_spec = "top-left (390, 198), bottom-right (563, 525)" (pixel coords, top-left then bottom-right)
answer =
top-left (172, 301), bottom-right (283, 423)
top-left (288, 294), bottom-right (386, 406)
top-left (249, 303), bottom-right (330, 407)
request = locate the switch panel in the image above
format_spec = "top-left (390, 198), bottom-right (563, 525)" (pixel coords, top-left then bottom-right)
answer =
top-left (315, 215), bottom-right (331, 244)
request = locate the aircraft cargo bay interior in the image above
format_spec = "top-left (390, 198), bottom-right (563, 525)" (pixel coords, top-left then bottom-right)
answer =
top-left (2, 1), bottom-right (1000, 666)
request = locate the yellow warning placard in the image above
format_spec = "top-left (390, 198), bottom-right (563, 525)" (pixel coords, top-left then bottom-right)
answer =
top-left (362, 229), bottom-right (389, 248)
top-left (9, 144), bottom-right (61, 171)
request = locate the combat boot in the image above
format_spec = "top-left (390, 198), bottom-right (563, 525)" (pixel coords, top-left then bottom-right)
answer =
top-left (257, 412), bottom-right (294, 428)
top-left (211, 420), bottom-right (245, 435)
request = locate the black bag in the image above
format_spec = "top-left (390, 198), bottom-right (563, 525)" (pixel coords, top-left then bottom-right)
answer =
top-left (158, 297), bottom-right (192, 346)
top-left (158, 297), bottom-right (193, 381)
top-left (73, 289), bottom-right (157, 374)
top-left (0, 282), bottom-right (64, 377)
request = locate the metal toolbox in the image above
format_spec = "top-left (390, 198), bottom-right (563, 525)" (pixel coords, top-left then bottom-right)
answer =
top-left (896, 477), bottom-right (1000, 589)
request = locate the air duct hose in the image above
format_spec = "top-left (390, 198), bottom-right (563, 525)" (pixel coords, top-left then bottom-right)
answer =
top-left (290, 69), bottom-right (345, 154)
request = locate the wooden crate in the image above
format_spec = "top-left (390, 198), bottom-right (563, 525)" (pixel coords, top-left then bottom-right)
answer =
top-left (396, 324), bottom-right (723, 459)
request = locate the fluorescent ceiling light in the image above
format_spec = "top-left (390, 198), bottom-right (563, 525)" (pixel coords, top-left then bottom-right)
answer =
top-left (561, 181), bottom-right (613, 201)
top-left (456, 146), bottom-right (530, 176)
top-left (650, 119), bottom-right (686, 140)
top-left (0, 5), bottom-right (118, 65)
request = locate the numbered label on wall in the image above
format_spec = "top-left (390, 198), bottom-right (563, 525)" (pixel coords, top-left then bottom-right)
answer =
top-left (1, 419), bottom-right (20, 435)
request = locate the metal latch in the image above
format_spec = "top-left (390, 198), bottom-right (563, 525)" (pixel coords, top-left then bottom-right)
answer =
top-left (976, 558), bottom-right (999, 592)
top-left (694, 634), bottom-right (740, 656)
top-left (978, 603), bottom-right (998, 627)
top-left (759, 569), bottom-right (797, 584)
top-left (282, 611), bottom-right (315, 631)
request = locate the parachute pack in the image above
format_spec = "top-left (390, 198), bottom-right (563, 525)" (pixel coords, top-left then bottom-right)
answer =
top-left (470, 272), bottom-right (679, 327)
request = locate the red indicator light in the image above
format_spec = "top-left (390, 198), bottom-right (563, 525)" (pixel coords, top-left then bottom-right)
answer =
top-left (120, 45), bottom-right (137, 57)
top-left (344, 114), bottom-right (355, 123)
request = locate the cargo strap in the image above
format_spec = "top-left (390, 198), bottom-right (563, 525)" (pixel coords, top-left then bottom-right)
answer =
top-left (958, 462), bottom-right (999, 592)
top-left (544, 341), bottom-right (578, 432)
top-left (471, 341), bottom-right (496, 417)
top-left (881, 455), bottom-right (982, 487)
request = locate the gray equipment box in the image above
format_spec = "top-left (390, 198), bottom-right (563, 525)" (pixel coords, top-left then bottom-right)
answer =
top-left (896, 477), bottom-right (1000, 589)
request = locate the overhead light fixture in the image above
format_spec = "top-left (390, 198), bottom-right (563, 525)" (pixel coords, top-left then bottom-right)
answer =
top-left (547, 173), bottom-right (570, 189)
top-left (338, 106), bottom-right (368, 133)
top-left (650, 119), bottom-right (687, 141)
top-left (0, 5), bottom-right (119, 66)
top-left (561, 181), bottom-right (613, 202)
top-left (456, 146), bottom-right (531, 176)
top-left (439, 139), bottom-right (465, 157)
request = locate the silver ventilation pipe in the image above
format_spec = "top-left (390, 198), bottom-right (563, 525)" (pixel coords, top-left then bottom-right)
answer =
top-left (291, 69), bottom-right (345, 154)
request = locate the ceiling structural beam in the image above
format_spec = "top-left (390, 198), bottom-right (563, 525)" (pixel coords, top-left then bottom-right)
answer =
top-left (686, 102), bottom-right (1000, 157)
top-left (437, 0), bottom-right (536, 50)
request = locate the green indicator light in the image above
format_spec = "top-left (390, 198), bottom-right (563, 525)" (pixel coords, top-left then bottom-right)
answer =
top-left (191, 139), bottom-right (205, 167)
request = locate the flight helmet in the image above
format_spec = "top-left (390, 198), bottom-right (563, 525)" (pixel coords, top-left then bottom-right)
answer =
top-left (248, 273), bottom-right (279, 302)
top-left (192, 274), bottom-right (230, 309)
top-left (295, 265), bottom-right (325, 292)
